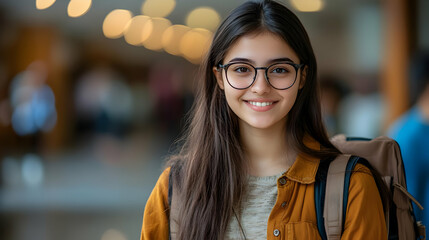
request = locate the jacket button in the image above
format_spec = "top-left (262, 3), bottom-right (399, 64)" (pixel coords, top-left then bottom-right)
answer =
top-left (279, 177), bottom-right (286, 185)
top-left (281, 201), bottom-right (287, 208)
top-left (273, 229), bottom-right (280, 237)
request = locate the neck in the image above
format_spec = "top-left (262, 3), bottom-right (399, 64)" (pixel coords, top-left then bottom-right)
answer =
top-left (240, 122), bottom-right (296, 177)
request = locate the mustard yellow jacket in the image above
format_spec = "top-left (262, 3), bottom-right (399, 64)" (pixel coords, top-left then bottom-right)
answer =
top-left (140, 150), bottom-right (387, 239)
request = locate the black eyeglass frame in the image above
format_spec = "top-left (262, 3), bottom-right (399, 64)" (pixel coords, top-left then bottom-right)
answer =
top-left (217, 61), bottom-right (305, 90)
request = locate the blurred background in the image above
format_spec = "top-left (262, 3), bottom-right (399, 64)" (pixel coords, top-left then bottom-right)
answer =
top-left (0, 0), bottom-right (427, 239)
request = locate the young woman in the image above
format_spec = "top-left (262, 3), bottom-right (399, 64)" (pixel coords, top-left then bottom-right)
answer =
top-left (141, 0), bottom-right (387, 239)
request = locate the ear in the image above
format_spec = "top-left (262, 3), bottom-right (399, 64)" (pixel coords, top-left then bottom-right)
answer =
top-left (298, 65), bottom-right (308, 89)
top-left (213, 66), bottom-right (225, 90)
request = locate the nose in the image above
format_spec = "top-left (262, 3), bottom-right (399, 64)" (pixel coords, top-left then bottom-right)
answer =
top-left (250, 69), bottom-right (271, 94)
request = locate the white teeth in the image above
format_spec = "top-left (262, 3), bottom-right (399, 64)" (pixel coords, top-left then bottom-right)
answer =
top-left (249, 101), bottom-right (273, 107)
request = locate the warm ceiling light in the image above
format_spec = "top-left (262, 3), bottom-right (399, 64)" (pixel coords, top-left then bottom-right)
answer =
top-left (36, 0), bottom-right (56, 10)
top-left (67, 0), bottom-right (92, 18)
top-left (124, 15), bottom-right (152, 46)
top-left (141, 0), bottom-right (176, 18)
top-left (185, 7), bottom-right (220, 32)
top-left (103, 9), bottom-right (133, 39)
top-left (290, 0), bottom-right (324, 12)
top-left (162, 24), bottom-right (191, 56)
top-left (142, 17), bottom-right (172, 51)
top-left (180, 28), bottom-right (213, 64)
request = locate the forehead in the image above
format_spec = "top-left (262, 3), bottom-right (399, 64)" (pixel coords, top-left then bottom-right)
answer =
top-left (223, 31), bottom-right (300, 64)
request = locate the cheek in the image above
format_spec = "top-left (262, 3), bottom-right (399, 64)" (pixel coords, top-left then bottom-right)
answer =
top-left (223, 88), bottom-right (243, 111)
top-left (280, 89), bottom-right (300, 112)
top-left (224, 89), bottom-right (237, 106)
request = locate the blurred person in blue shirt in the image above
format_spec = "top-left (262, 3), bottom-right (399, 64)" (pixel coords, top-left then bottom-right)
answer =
top-left (388, 51), bottom-right (429, 225)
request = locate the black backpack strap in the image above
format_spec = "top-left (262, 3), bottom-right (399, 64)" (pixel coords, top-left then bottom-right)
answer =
top-left (315, 158), bottom-right (331, 240)
top-left (315, 174), bottom-right (328, 240)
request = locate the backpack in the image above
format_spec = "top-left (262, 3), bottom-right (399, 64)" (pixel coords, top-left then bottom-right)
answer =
top-left (315, 135), bottom-right (426, 240)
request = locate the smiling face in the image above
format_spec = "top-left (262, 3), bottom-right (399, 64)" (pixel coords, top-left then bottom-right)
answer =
top-left (214, 31), bottom-right (306, 131)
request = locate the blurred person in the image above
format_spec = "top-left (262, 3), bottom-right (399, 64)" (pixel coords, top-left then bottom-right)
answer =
top-left (74, 64), bottom-right (133, 137)
top-left (140, 1), bottom-right (387, 239)
top-left (319, 75), bottom-right (347, 136)
top-left (337, 73), bottom-right (385, 138)
top-left (9, 60), bottom-right (57, 136)
top-left (148, 64), bottom-right (185, 139)
top-left (388, 51), bottom-right (429, 225)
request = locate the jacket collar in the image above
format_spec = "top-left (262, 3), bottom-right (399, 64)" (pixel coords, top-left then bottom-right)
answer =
top-left (284, 137), bottom-right (320, 184)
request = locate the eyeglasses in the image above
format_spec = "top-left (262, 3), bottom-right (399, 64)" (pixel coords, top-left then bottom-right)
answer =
top-left (218, 62), bottom-right (304, 90)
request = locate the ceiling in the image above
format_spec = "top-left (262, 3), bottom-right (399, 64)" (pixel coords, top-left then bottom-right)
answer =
top-left (0, 0), bottom-right (382, 74)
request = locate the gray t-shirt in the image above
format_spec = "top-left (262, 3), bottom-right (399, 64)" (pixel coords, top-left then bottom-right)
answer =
top-left (225, 172), bottom-right (283, 240)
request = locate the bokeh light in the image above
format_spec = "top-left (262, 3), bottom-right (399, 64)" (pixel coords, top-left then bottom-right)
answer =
top-left (103, 9), bottom-right (133, 39)
top-left (67, 0), bottom-right (92, 18)
top-left (162, 24), bottom-right (191, 56)
top-left (290, 0), bottom-right (324, 12)
top-left (22, 154), bottom-right (44, 188)
top-left (123, 15), bottom-right (152, 46)
top-left (185, 7), bottom-right (220, 32)
top-left (141, 0), bottom-right (176, 18)
top-left (142, 17), bottom-right (172, 51)
top-left (180, 28), bottom-right (213, 64)
top-left (36, 0), bottom-right (56, 10)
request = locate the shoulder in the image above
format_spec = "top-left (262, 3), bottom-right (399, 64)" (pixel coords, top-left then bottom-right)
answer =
top-left (146, 167), bottom-right (171, 212)
top-left (349, 163), bottom-right (377, 191)
top-left (352, 163), bottom-right (371, 175)
top-left (346, 161), bottom-right (384, 211)
top-left (342, 163), bottom-right (387, 238)
top-left (158, 167), bottom-right (171, 186)
top-left (144, 168), bottom-right (172, 223)
top-left (155, 167), bottom-right (171, 199)
top-left (141, 167), bottom-right (171, 240)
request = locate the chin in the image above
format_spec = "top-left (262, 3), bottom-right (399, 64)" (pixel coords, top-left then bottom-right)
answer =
top-left (246, 119), bottom-right (277, 129)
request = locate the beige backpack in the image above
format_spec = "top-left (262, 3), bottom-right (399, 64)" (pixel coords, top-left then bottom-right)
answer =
top-left (321, 135), bottom-right (425, 240)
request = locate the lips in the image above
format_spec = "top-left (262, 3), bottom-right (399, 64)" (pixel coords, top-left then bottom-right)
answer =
top-left (244, 99), bottom-right (278, 112)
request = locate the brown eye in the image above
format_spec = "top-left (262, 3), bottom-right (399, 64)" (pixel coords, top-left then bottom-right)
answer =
top-left (271, 67), bottom-right (288, 74)
top-left (233, 66), bottom-right (251, 73)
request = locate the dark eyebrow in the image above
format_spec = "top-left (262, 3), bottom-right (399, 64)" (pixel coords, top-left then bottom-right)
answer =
top-left (227, 57), bottom-right (296, 65)
top-left (268, 58), bottom-right (295, 64)
top-left (228, 58), bottom-right (254, 64)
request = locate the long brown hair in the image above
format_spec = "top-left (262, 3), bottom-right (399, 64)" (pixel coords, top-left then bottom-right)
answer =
top-left (168, 0), bottom-right (340, 239)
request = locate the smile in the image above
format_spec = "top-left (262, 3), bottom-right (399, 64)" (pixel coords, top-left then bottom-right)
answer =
top-left (248, 101), bottom-right (274, 107)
